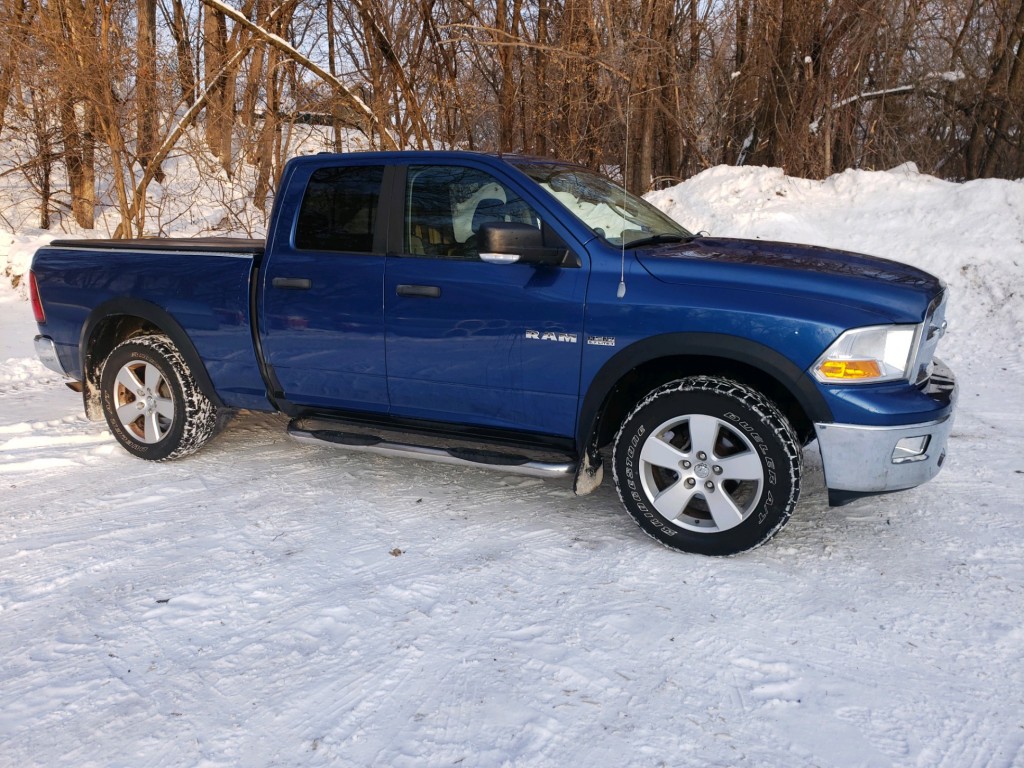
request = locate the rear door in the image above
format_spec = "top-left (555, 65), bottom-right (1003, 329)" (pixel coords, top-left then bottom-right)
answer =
top-left (384, 161), bottom-right (588, 437)
top-left (259, 161), bottom-right (390, 411)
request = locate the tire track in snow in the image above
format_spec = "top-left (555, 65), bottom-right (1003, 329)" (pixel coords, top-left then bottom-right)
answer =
top-left (0, 407), bottom-right (602, 764)
top-left (917, 712), bottom-right (1024, 768)
top-left (0, 356), bottom-right (66, 399)
top-left (834, 706), bottom-right (911, 759)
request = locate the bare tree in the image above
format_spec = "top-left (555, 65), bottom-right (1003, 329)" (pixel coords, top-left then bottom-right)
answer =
top-left (965, 0), bottom-right (1024, 178)
top-left (165, 0), bottom-right (198, 102)
top-left (2, 0), bottom-right (1023, 239)
top-left (137, 0), bottom-right (163, 181)
top-left (203, 1), bottom-right (234, 173)
top-left (0, 0), bottom-right (35, 136)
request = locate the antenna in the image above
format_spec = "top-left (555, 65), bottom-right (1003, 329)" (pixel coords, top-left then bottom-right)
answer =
top-left (619, 85), bottom-right (664, 300)
top-left (618, 105), bottom-right (629, 299)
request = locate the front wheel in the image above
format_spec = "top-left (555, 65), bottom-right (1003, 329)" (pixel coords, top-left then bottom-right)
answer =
top-left (99, 333), bottom-right (221, 461)
top-left (613, 376), bottom-right (802, 555)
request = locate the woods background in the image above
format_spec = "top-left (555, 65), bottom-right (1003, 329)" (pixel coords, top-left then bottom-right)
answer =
top-left (1, 0), bottom-right (1023, 236)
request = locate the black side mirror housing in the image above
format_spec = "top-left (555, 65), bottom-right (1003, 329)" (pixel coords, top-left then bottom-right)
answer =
top-left (477, 222), bottom-right (567, 266)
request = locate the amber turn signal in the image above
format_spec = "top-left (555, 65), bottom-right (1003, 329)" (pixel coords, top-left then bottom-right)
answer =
top-left (817, 359), bottom-right (882, 380)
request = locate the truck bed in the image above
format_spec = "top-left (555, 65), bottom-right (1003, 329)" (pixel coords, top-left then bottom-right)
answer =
top-left (33, 237), bottom-right (269, 411)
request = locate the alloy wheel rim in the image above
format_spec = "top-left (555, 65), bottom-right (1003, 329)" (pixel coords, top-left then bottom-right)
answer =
top-left (112, 360), bottom-right (175, 444)
top-left (638, 413), bottom-right (764, 533)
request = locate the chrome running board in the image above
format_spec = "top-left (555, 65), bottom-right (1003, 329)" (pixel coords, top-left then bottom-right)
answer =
top-left (287, 418), bottom-right (577, 480)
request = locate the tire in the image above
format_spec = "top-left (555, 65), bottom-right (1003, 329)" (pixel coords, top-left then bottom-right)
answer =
top-left (99, 333), bottom-right (220, 461)
top-left (613, 376), bottom-right (802, 556)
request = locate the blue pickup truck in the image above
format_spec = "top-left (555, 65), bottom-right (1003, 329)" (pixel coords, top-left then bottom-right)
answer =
top-left (29, 151), bottom-right (956, 555)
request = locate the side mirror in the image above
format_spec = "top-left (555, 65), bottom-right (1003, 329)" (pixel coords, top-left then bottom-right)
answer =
top-left (477, 222), bottom-right (566, 266)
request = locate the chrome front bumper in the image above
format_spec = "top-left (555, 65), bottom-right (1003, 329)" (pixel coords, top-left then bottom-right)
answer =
top-left (815, 363), bottom-right (957, 505)
top-left (816, 414), bottom-right (954, 494)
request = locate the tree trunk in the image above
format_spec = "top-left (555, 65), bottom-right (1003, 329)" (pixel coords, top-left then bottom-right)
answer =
top-left (0, 0), bottom-right (34, 137)
top-left (495, 0), bottom-right (523, 152)
top-left (29, 88), bottom-right (53, 229)
top-left (60, 94), bottom-right (95, 229)
top-left (203, 4), bottom-right (233, 174)
top-left (253, 32), bottom-right (281, 210)
top-left (966, 0), bottom-right (1024, 178)
top-left (170, 0), bottom-right (196, 102)
top-left (136, 0), bottom-right (163, 181)
top-left (722, 0), bottom-right (745, 164)
top-left (326, 0), bottom-right (342, 151)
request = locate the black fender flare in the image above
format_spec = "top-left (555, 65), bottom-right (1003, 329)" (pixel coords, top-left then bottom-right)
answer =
top-left (79, 297), bottom-right (222, 406)
top-left (575, 332), bottom-right (833, 451)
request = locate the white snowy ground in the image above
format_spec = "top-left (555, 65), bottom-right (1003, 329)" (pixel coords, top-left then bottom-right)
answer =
top-left (2, 166), bottom-right (1023, 767)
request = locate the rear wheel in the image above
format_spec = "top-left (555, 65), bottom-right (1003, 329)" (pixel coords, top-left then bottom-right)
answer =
top-left (99, 334), bottom-right (220, 461)
top-left (613, 376), bottom-right (802, 555)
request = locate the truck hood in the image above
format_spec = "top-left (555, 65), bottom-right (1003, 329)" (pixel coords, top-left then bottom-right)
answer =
top-left (635, 237), bottom-right (944, 323)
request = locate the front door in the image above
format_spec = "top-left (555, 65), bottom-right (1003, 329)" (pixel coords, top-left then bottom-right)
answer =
top-left (384, 162), bottom-right (587, 437)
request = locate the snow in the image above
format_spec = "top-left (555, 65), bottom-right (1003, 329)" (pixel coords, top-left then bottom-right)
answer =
top-left (2, 165), bottom-right (1024, 766)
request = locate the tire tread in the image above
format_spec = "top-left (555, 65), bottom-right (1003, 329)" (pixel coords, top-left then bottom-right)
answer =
top-left (612, 375), bottom-right (802, 555)
top-left (100, 333), bottom-right (220, 461)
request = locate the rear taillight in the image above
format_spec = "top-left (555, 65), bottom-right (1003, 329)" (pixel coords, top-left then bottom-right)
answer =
top-left (29, 270), bottom-right (45, 324)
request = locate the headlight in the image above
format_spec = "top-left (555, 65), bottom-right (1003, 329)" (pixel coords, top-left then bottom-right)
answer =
top-left (812, 325), bottom-right (920, 384)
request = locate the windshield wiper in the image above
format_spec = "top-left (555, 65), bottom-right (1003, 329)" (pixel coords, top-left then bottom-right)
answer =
top-left (623, 233), bottom-right (694, 249)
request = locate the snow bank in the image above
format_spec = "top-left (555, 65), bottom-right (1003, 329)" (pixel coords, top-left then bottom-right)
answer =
top-left (0, 232), bottom-right (54, 292)
top-left (646, 164), bottom-right (1024, 367)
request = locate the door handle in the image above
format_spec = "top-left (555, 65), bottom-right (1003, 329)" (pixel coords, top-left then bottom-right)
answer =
top-left (396, 284), bottom-right (441, 298)
top-left (272, 277), bottom-right (312, 290)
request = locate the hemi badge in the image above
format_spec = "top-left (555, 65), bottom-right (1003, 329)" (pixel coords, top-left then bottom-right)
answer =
top-left (587, 336), bottom-right (616, 347)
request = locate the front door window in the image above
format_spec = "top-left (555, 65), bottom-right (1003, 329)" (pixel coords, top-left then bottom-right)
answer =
top-left (404, 165), bottom-right (541, 260)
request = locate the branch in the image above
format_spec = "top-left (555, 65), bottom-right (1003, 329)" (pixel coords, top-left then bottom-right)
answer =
top-left (198, 0), bottom-right (398, 149)
top-left (810, 72), bottom-right (965, 134)
top-left (438, 24), bottom-right (628, 81)
top-left (833, 84), bottom-right (915, 110)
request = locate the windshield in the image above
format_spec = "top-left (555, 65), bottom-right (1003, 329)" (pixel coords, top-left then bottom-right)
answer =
top-left (511, 160), bottom-right (693, 246)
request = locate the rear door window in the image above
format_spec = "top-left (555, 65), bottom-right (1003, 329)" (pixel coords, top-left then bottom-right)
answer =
top-left (295, 166), bottom-right (384, 253)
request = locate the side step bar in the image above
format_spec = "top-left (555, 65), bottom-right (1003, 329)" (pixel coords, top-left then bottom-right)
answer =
top-left (287, 418), bottom-right (578, 480)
